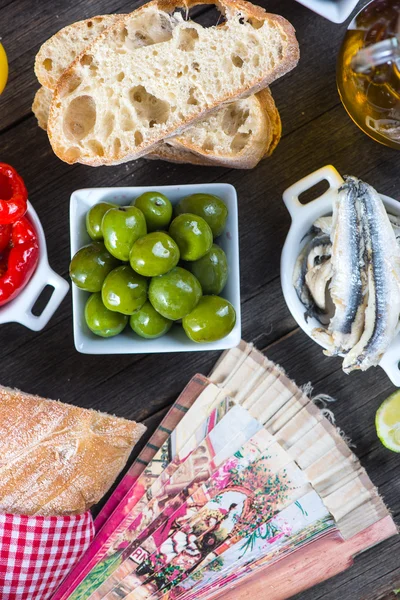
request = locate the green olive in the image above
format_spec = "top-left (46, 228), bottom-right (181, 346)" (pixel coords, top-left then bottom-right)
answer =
top-left (130, 301), bottom-right (173, 339)
top-left (86, 202), bottom-right (117, 240)
top-left (69, 242), bottom-right (119, 292)
top-left (101, 206), bottom-right (147, 261)
top-left (186, 244), bottom-right (228, 295)
top-left (130, 232), bottom-right (179, 277)
top-left (102, 265), bottom-right (148, 315)
top-left (85, 293), bottom-right (128, 337)
top-left (169, 214), bottom-right (213, 261)
top-left (182, 296), bottom-right (236, 343)
top-left (133, 191), bottom-right (173, 232)
top-left (175, 194), bottom-right (228, 238)
top-left (149, 267), bottom-right (202, 320)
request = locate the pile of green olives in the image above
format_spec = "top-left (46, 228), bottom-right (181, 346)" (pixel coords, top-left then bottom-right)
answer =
top-left (70, 191), bottom-right (236, 343)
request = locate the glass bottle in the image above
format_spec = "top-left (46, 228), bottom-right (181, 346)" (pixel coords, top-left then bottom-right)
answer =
top-left (337, 0), bottom-right (400, 149)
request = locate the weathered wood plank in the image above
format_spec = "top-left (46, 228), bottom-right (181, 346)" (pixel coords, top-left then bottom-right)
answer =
top-left (1, 0), bottom-right (399, 598)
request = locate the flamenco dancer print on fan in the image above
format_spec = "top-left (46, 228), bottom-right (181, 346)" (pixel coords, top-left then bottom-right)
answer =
top-left (129, 467), bottom-right (288, 596)
top-left (96, 450), bottom-right (291, 599)
top-left (136, 488), bottom-right (252, 583)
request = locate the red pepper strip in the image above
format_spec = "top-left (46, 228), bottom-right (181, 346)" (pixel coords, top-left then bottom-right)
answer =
top-left (0, 224), bottom-right (11, 254)
top-left (0, 216), bottom-right (39, 307)
top-left (11, 215), bottom-right (37, 244)
top-left (0, 163), bottom-right (28, 224)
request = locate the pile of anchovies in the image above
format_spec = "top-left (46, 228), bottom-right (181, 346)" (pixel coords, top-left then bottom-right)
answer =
top-left (293, 175), bottom-right (400, 373)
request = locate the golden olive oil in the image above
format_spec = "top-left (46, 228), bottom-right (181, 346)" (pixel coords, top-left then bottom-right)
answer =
top-left (337, 0), bottom-right (400, 148)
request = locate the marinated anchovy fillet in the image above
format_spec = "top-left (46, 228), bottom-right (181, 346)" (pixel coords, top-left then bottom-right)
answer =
top-left (305, 259), bottom-right (333, 311)
top-left (293, 233), bottom-right (331, 322)
top-left (312, 216), bottom-right (332, 236)
top-left (313, 214), bottom-right (400, 240)
top-left (343, 180), bottom-right (400, 372)
top-left (314, 177), bottom-right (366, 355)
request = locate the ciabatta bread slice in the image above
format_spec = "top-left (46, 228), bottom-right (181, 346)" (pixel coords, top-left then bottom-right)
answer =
top-left (47, 0), bottom-right (299, 166)
top-left (32, 86), bottom-right (52, 130)
top-left (150, 88), bottom-right (282, 168)
top-left (34, 86), bottom-right (280, 168)
top-left (0, 386), bottom-right (146, 516)
top-left (35, 14), bottom-right (120, 91)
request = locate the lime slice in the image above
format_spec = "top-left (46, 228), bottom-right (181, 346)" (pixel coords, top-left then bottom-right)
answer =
top-left (376, 391), bottom-right (400, 453)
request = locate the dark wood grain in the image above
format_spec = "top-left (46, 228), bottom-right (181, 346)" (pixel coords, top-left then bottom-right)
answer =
top-left (0, 0), bottom-right (399, 598)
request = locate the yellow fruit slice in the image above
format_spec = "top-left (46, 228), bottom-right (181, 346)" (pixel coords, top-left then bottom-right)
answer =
top-left (376, 390), bottom-right (400, 453)
top-left (0, 42), bottom-right (8, 95)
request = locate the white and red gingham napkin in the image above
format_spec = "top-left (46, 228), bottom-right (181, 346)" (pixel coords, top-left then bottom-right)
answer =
top-left (0, 511), bottom-right (94, 600)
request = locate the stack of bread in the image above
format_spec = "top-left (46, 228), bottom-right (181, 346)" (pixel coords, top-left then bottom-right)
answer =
top-left (32, 0), bottom-right (299, 169)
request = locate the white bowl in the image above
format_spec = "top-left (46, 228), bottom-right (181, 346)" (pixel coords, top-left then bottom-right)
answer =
top-left (0, 202), bottom-right (69, 331)
top-left (281, 164), bottom-right (400, 386)
top-left (295, 0), bottom-right (360, 23)
top-left (70, 184), bottom-right (241, 354)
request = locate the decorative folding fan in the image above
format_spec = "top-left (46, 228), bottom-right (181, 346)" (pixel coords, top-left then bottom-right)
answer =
top-left (53, 342), bottom-right (397, 600)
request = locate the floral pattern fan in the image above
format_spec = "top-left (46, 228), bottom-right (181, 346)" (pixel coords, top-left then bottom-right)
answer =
top-left (53, 342), bottom-right (397, 600)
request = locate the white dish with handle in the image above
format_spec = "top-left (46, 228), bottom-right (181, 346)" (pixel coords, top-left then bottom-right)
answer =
top-left (0, 202), bottom-right (69, 331)
top-left (295, 0), bottom-right (360, 23)
top-left (281, 164), bottom-right (400, 386)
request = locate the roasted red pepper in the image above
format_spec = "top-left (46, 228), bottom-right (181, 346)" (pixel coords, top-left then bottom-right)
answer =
top-left (0, 163), bottom-right (28, 224)
top-left (0, 216), bottom-right (39, 306)
top-left (0, 224), bottom-right (11, 254)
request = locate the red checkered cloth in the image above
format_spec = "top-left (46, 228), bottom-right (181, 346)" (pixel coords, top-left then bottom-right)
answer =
top-left (0, 511), bottom-right (94, 600)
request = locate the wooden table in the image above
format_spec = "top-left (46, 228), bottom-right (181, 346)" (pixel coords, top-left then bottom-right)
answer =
top-left (0, 0), bottom-right (399, 598)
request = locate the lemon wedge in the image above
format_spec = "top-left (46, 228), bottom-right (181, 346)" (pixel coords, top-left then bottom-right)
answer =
top-left (376, 391), bottom-right (400, 453)
top-left (0, 42), bottom-right (8, 95)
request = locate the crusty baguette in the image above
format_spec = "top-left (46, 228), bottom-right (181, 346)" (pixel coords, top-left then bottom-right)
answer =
top-left (47, 0), bottom-right (299, 166)
top-left (35, 14), bottom-right (120, 91)
top-left (0, 386), bottom-right (146, 516)
top-left (152, 88), bottom-right (282, 168)
top-left (34, 86), bottom-right (281, 168)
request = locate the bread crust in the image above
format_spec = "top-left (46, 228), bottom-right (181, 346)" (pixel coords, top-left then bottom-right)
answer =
top-left (32, 87), bottom-right (52, 130)
top-left (0, 386), bottom-right (146, 516)
top-left (147, 142), bottom-right (221, 166)
top-left (47, 0), bottom-right (299, 166)
top-left (261, 86), bottom-right (282, 157)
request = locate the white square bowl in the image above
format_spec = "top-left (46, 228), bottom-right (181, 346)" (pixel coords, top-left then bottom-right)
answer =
top-left (295, 0), bottom-right (360, 23)
top-left (70, 183), bottom-right (241, 354)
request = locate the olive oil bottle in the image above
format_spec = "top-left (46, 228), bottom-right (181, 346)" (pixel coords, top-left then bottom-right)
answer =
top-left (337, 0), bottom-right (400, 149)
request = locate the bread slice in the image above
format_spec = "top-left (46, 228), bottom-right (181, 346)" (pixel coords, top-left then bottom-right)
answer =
top-left (47, 0), bottom-right (299, 166)
top-left (150, 88), bottom-right (282, 168)
top-left (32, 86), bottom-right (52, 130)
top-left (0, 386), bottom-right (146, 516)
top-left (34, 85), bottom-right (281, 168)
top-left (35, 14), bottom-right (120, 91)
